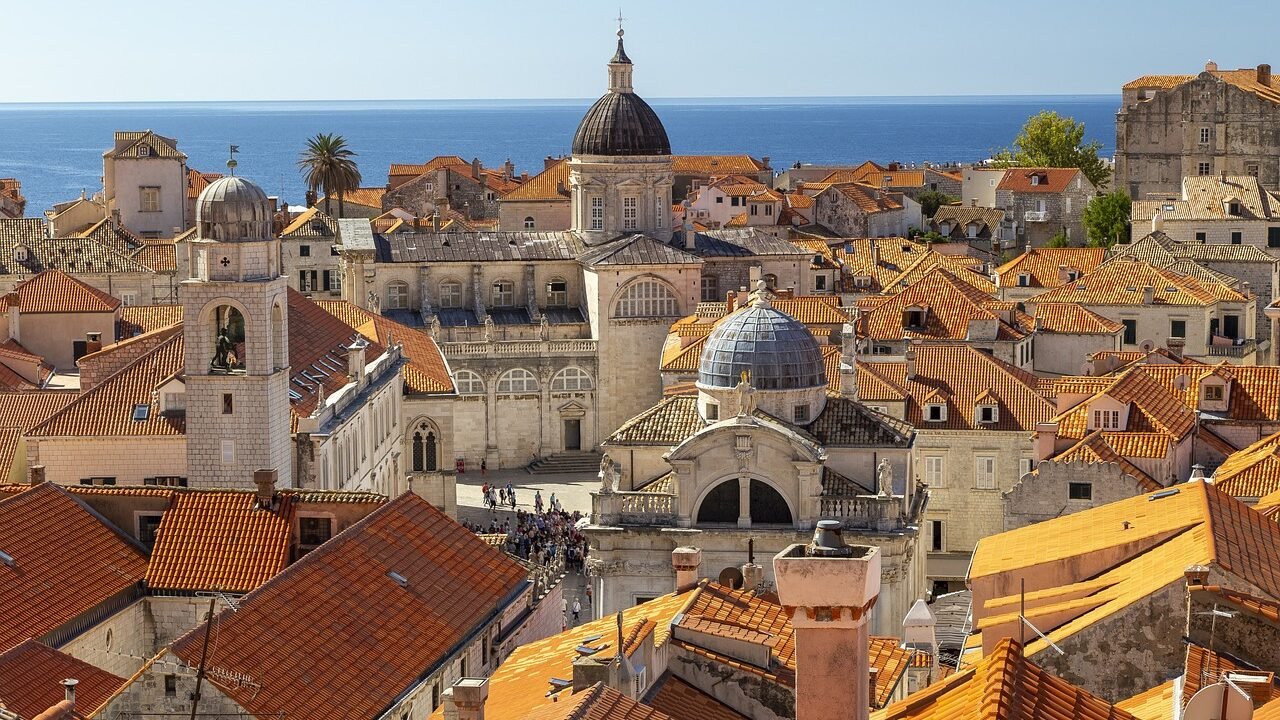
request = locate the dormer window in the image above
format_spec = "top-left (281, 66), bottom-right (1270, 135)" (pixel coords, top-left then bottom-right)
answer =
top-left (926, 403), bottom-right (947, 422)
top-left (1030, 175), bottom-right (1041, 186)
top-left (966, 223), bottom-right (979, 238)
top-left (1204, 384), bottom-right (1224, 402)
top-left (1162, 204), bottom-right (1175, 212)
top-left (138, 145), bottom-right (150, 157)
top-left (1091, 409), bottom-right (1121, 430)
top-left (1066, 270), bottom-right (1080, 282)
top-left (13, 245), bottom-right (27, 263)
top-left (978, 405), bottom-right (999, 424)
top-left (1017, 273), bottom-right (1030, 287)
top-left (1228, 202), bottom-right (1241, 216)
top-left (906, 308), bottom-right (926, 328)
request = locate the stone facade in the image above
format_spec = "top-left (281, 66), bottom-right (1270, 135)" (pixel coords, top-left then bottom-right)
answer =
top-left (385, 166), bottom-right (506, 221)
top-left (812, 186), bottom-right (922, 238)
top-left (1002, 460), bottom-right (1150, 531)
top-left (1117, 64), bottom-right (1280, 199)
top-left (996, 176), bottom-right (1096, 247)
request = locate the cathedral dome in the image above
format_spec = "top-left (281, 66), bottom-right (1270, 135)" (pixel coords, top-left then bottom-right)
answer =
top-left (697, 300), bottom-right (828, 391)
top-left (571, 30), bottom-right (671, 157)
top-left (195, 175), bottom-right (273, 241)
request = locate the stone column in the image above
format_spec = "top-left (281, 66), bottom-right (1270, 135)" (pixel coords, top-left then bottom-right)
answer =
top-left (418, 266), bottom-right (433, 318)
top-left (471, 264), bottom-right (486, 321)
top-left (484, 367), bottom-right (500, 466)
top-left (737, 476), bottom-right (751, 528)
top-left (524, 264), bottom-right (539, 321)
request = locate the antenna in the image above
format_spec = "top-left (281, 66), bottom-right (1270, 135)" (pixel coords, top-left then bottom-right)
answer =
top-left (1183, 681), bottom-right (1254, 720)
top-left (1019, 578), bottom-right (1065, 656)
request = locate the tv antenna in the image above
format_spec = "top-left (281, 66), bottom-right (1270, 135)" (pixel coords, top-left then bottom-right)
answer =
top-left (1018, 578), bottom-right (1065, 656)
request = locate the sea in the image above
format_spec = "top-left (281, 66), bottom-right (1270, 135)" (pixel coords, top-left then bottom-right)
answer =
top-left (0, 95), bottom-right (1118, 213)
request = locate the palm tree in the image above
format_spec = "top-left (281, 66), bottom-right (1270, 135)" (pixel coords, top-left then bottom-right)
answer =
top-left (297, 133), bottom-right (362, 216)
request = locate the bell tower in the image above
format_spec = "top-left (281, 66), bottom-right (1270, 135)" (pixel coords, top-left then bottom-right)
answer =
top-left (181, 162), bottom-right (292, 489)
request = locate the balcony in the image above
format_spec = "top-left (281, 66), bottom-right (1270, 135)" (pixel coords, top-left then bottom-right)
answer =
top-left (1207, 338), bottom-right (1256, 359)
top-left (1023, 210), bottom-right (1049, 223)
top-left (592, 490), bottom-right (678, 527)
top-left (440, 338), bottom-right (597, 360)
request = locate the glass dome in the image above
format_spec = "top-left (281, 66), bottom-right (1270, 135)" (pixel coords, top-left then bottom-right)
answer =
top-left (697, 304), bottom-right (828, 391)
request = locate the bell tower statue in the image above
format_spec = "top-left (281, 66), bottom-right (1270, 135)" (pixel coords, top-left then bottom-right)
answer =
top-left (181, 159), bottom-right (292, 489)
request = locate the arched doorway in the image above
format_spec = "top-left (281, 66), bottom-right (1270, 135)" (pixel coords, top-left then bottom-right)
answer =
top-left (411, 422), bottom-right (438, 472)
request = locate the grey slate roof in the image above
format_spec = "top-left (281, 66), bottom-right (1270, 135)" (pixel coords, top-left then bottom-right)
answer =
top-left (806, 395), bottom-right (915, 448)
top-left (579, 234), bottom-right (701, 267)
top-left (674, 228), bottom-right (813, 258)
top-left (0, 219), bottom-right (153, 276)
top-left (337, 218), bottom-right (376, 253)
top-left (375, 231), bottom-right (586, 263)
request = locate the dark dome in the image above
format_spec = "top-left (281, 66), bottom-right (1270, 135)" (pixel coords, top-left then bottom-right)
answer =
top-left (572, 91), bottom-right (671, 157)
top-left (697, 304), bottom-right (828, 391)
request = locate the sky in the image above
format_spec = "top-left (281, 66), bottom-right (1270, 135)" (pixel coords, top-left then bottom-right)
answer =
top-left (4, 0), bottom-right (1279, 103)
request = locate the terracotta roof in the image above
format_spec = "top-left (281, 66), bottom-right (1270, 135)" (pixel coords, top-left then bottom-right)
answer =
top-left (881, 251), bottom-right (996, 296)
top-left (858, 345), bottom-right (1054, 431)
top-left (1033, 303), bottom-right (1124, 335)
top-left (607, 396), bottom-right (706, 445)
top-left (1133, 175), bottom-right (1280, 221)
top-left (855, 267), bottom-right (1027, 342)
top-left (108, 130), bottom-right (184, 160)
top-left (117, 303), bottom-right (183, 337)
top-left (11, 269), bottom-right (121, 313)
top-left (872, 638), bottom-right (1137, 720)
top-left (387, 155), bottom-right (470, 179)
top-left (320, 186), bottom-right (385, 210)
top-left (785, 192), bottom-right (814, 209)
top-left (0, 640), bottom-right (126, 719)
top-left (1189, 584), bottom-right (1280, 625)
top-left (502, 158), bottom-right (571, 202)
top-left (995, 167), bottom-right (1086, 194)
top-left (1124, 67), bottom-right (1280, 103)
top-left (823, 168), bottom-right (926, 188)
top-left (0, 391), bottom-right (75, 430)
top-left (0, 483), bottom-right (148, 652)
top-left (1050, 431), bottom-right (1162, 491)
top-left (930, 206), bottom-right (1004, 232)
top-left (672, 155), bottom-right (767, 176)
top-left (1256, 489), bottom-right (1280, 520)
top-left (1212, 430), bottom-right (1280, 498)
top-left (170, 492), bottom-right (528, 720)
top-left (1050, 364), bottom-right (1197, 443)
top-left (1114, 679), bottom-right (1175, 720)
top-left (995, 247), bottom-right (1107, 289)
top-left (520, 683), bottom-right (675, 720)
top-left (315, 300), bottom-right (454, 394)
top-left (130, 239), bottom-right (176, 272)
top-left (1029, 257), bottom-right (1247, 306)
top-left (644, 675), bottom-right (747, 720)
top-left (187, 168), bottom-right (222, 200)
top-left (820, 182), bottom-right (905, 214)
top-left (279, 206), bottom-right (338, 239)
top-left (1140, 364), bottom-right (1280, 422)
top-left (145, 490), bottom-right (298, 593)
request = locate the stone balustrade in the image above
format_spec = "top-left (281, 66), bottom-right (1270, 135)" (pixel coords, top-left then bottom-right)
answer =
top-left (819, 494), bottom-right (908, 533)
top-left (592, 490), bottom-right (678, 526)
top-left (441, 338), bottom-right (598, 359)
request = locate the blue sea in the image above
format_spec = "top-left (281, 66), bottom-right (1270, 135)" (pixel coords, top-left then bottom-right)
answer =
top-left (0, 96), bottom-right (1118, 213)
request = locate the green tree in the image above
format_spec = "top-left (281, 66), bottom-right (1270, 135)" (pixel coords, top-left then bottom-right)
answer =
top-left (992, 111), bottom-right (1111, 190)
top-left (916, 190), bottom-right (959, 218)
top-left (1083, 191), bottom-right (1131, 248)
top-left (1046, 231), bottom-right (1071, 248)
top-left (297, 133), bottom-right (362, 216)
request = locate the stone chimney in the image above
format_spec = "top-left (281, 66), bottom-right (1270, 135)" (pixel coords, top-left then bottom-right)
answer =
top-left (85, 331), bottom-right (103, 355)
top-left (672, 546), bottom-right (701, 592)
top-left (1185, 564), bottom-right (1210, 587)
top-left (1205, 59), bottom-right (1219, 72)
top-left (432, 211), bottom-right (442, 233)
top-left (1167, 337), bottom-right (1186, 359)
top-left (471, 158), bottom-right (482, 180)
top-left (749, 265), bottom-right (762, 288)
top-left (1142, 285), bottom-right (1155, 305)
top-left (6, 291), bottom-right (20, 342)
top-left (62, 678), bottom-right (78, 707)
top-left (347, 338), bottom-right (368, 383)
top-left (902, 599), bottom-right (939, 681)
top-left (253, 469), bottom-right (276, 508)
top-left (682, 199), bottom-right (695, 250)
top-left (869, 240), bottom-right (880, 267)
top-left (773, 521), bottom-right (880, 720)
top-left (502, 158), bottom-right (515, 179)
top-left (443, 678), bottom-right (489, 720)
top-left (742, 561), bottom-right (764, 591)
top-left (840, 322), bottom-right (859, 400)
top-left (904, 347), bottom-right (916, 381)
top-left (545, 155), bottom-right (558, 171)
top-left (1034, 422), bottom-right (1059, 461)
top-left (1151, 210), bottom-right (1164, 233)
top-left (28, 465), bottom-right (45, 485)
top-left (1259, 64), bottom-right (1273, 85)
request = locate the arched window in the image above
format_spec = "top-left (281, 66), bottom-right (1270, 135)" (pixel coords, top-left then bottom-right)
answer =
top-left (551, 367), bottom-right (593, 391)
top-left (439, 280), bottom-right (462, 309)
top-left (750, 479), bottom-right (792, 525)
top-left (614, 279), bottom-right (679, 318)
top-left (524, 216), bottom-right (535, 230)
top-left (497, 368), bottom-right (538, 394)
top-left (386, 281), bottom-right (409, 309)
top-left (209, 305), bottom-right (246, 373)
top-left (696, 480), bottom-right (740, 524)
top-left (454, 370), bottom-right (485, 394)
top-left (491, 280), bottom-right (515, 307)
top-left (412, 423), bottom-right (438, 472)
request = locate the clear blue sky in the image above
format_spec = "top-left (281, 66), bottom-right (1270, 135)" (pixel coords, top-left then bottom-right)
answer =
top-left (5, 0), bottom-right (1278, 102)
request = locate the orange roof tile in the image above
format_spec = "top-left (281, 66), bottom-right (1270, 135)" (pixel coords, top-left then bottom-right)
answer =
top-left (1031, 257), bottom-right (1246, 306)
top-left (1212, 430), bottom-right (1280, 498)
top-left (521, 683), bottom-right (675, 720)
top-left (1050, 365), bottom-right (1198, 442)
top-left (388, 155), bottom-right (470, 179)
top-left (995, 247), bottom-right (1107, 289)
top-left (821, 182), bottom-right (905, 214)
top-left (855, 267), bottom-right (1026, 342)
top-left (187, 168), bottom-right (222, 200)
top-left (315, 300), bottom-right (454, 394)
top-left (1033, 302), bottom-right (1124, 334)
top-left (0, 483), bottom-right (148, 652)
top-left (672, 155), bottom-right (767, 176)
top-left (279, 205), bottom-right (338, 239)
top-left (996, 167), bottom-right (1086, 193)
top-left (130, 239), bottom-right (176, 272)
top-left (0, 640), bottom-right (125, 719)
top-left (502, 158), bottom-right (571, 202)
top-left (145, 490), bottom-right (297, 593)
top-left (171, 492), bottom-right (529, 720)
top-left (1050, 431), bottom-right (1163, 491)
top-left (0, 391), bottom-right (76, 430)
top-left (644, 675), bottom-right (747, 720)
top-left (11, 268), bottom-right (121, 313)
top-left (823, 168), bottom-right (926, 188)
top-left (117, 303), bottom-right (183, 337)
top-left (872, 638), bottom-right (1137, 720)
top-left (1114, 679), bottom-right (1175, 720)
top-left (319, 186), bottom-right (385, 210)
top-left (1124, 67), bottom-right (1280, 104)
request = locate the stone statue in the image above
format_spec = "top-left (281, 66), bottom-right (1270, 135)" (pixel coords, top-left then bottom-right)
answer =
top-left (538, 313), bottom-right (549, 341)
top-left (429, 314), bottom-right (441, 340)
top-left (877, 458), bottom-right (894, 496)
top-left (483, 314), bottom-right (495, 342)
top-left (211, 326), bottom-right (234, 371)
top-left (735, 370), bottom-right (756, 417)
top-left (599, 453), bottom-right (617, 493)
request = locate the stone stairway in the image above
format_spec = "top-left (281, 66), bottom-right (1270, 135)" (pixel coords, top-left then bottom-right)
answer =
top-left (527, 451), bottom-right (601, 475)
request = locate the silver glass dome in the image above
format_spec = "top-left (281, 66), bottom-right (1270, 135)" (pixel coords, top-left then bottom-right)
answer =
top-left (697, 303), bottom-right (828, 391)
top-left (195, 175), bottom-right (273, 241)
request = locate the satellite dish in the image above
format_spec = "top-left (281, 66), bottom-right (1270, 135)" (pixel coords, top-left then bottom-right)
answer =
top-left (1184, 682), bottom-right (1253, 720)
top-left (1139, 339), bottom-right (1156, 352)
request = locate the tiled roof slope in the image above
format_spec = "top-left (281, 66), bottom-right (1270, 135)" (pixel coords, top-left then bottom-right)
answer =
top-left (0, 391), bottom-right (76, 430)
top-left (279, 206), bottom-right (338, 239)
top-left (109, 130), bottom-right (184, 159)
top-left (315, 299), bottom-right (454, 394)
top-left (672, 155), bottom-right (767, 176)
top-left (0, 483), bottom-right (147, 652)
top-left (502, 158), bottom-right (571, 202)
top-left (319, 186), bottom-right (386, 210)
top-left (388, 156), bottom-right (469, 180)
top-left (1050, 365), bottom-right (1197, 442)
top-left (187, 168), bottom-right (222, 200)
top-left (996, 167), bottom-right (1085, 193)
top-left (872, 638), bottom-right (1137, 720)
top-left (145, 491), bottom-right (298, 593)
top-left (995, 247), bottom-right (1107, 289)
top-left (856, 267), bottom-right (1027, 342)
top-left (11, 269), bottom-right (121, 313)
top-left (1033, 303), bottom-right (1124, 335)
top-left (1114, 679), bottom-right (1175, 720)
top-left (519, 683), bottom-right (675, 720)
top-left (1133, 175), bottom-right (1280, 221)
top-left (0, 640), bottom-right (126, 719)
top-left (117, 303), bottom-right (184, 337)
top-left (643, 675), bottom-right (747, 720)
top-left (1212, 429), bottom-right (1280, 498)
top-left (1051, 431), bottom-right (1162, 491)
top-left (131, 239), bottom-right (177, 272)
top-left (170, 492), bottom-right (528, 720)
top-left (1030, 257), bottom-right (1246, 306)
top-left (1124, 67), bottom-right (1280, 102)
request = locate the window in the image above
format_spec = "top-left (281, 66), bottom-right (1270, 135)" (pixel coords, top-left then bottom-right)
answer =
top-left (1196, 231), bottom-right (1207, 243)
top-left (978, 405), bottom-right (998, 424)
top-left (497, 368), bottom-right (538, 394)
top-left (331, 245), bottom-right (340, 256)
top-left (590, 196), bottom-right (604, 230)
top-left (299, 244), bottom-right (311, 257)
top-left (80, 477), bottom-right (117, 486)
top-left (119, 291), bottom-right (137, 306)
top-left (222, 393), bottom-right (233, 414)
top-left (164, 674), bottom-right (177, 697)
top-left (929, 520), bottom-right (944, 552)
top-left (926, 403), bottom-right (946, 422)
top-left (163, 391), bottom-right (185, 413)
top-left (1122, 319), bottom-right (1137, 345)
top-left (140, 186), bottom-right (161, 213)
top-left (1019, 458), bottom-right (1034, 476)
top-left (705, 402), bottom-right (719, 421)
top-left (700, 275), bottom-right (720, 302)
top-left (715, 196), bottom-right (724, 204)
top-left (1200, 127), bottom-right (1211, 144)
top-left (1269, 228), bottom-right (1280, 248)
top-left (1247, 163), bottom-right (1260, 178)
top-left (144, 476), bottom-right (187, 488)
top-left (454, 370), bottom-right (485, 394)
top-left (623, 196), bottom-right (638, 230)
top-left (132, 403), bottom-right (150, 421)
top-left (299, 270), bottom-right (317, 291)
top-left (299, 516), bottom-right (333, 547)
top-left (1204, 384), bottom-right (1224, 401)
top-left (460, 656), bottom-right (468, 678)
top-left (221, 439), bottom-right (235, 464)
top-left (975, 456), bottom-right (996, 489)
top-left (1231, 231), bottom-right (1243, 244)
top-left (524, 216), bottom-right (535, 230)
top-left (906, 308), bottom-right (926, 328)
top-left (731, 196), bottom-right (741, 207)
top-left (439, 281), bottom-right (462, 308)
top-left (924, 456), bottom-right (943, 487)
top-left (793, 404), bottom-right (810, 424)
top-left (765, 204), bottom-right (773, 216)
top-left (1030, 175), bottom-right (1041, 186)
top-left (551, 367), bottom-right (592, 391)
top-left (1092, 409), bottom-right (1121, 430)
top-left (815, 274), bottom-right (827, 291)
top-left (324, 269), bottom-right (341, 292)
top-left (1228, 202), bottom-right (1242, 216)
top-left (491, 280), bottom-right (515, 307)
top-left (1198, 162), bottom-right (1212, 176)
top-left (386, 281), bottom-right (409, 309)
top-left (750, 203), bottom-right (759, 216)
top-left (546, 279), bottom-right (568, 307)
top-left (1068, 482), bottom-right (1093, 501)
top-left (1017, 273), bottom-right (1030, 287)
top-left (138, 145), bottom-right (151, 157)
top-left (615, 279), bottom-right (679, 318)
top-left (1170, 320), bottom-right (1186, 338)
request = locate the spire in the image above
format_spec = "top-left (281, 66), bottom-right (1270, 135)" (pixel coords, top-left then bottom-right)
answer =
top-left (611, 12), bottom-right (631, 64)
top-left (607, 17), bottom-right (634, 93)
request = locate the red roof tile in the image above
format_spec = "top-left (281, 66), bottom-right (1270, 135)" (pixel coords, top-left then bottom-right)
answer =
top-left (520, 683), bottom-right (675, 720)
top-left (0, 640), bottom-right (125, 719)
top-left (11, 269), bottom-right (120, 313)
top-left (996, 168), bottom-right (1086, 194)
top-left (644, 675), bottom-right (747, 720)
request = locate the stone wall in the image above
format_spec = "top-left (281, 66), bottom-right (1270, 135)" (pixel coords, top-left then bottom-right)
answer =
top-left (499, 200), bottom-right (572, 232)
top-left (1033, 331), bottom-right (1122, 375)
top-left (1003, 460), bottom-right (1149, 531)
top-left (996, 184), bottom-right (1095, 247)
top-left (669, 644), bottom-right (793, 720)
top-left (28, 436), bottom-right (187, 486)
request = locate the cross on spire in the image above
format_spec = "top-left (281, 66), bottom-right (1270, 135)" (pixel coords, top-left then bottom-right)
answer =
top-left (616, 9), bottom-right (625, 35)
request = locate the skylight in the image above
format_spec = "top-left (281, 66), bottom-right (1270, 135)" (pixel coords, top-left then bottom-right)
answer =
top-left (132, 404), bottom-right (150, 421)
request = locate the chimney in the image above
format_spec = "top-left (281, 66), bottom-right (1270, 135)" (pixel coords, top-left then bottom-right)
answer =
top-left (840, 322), bottom-right (859, 400)
top-left (1151, 210), bottom-right (1164, 233)
top-left (85, 331), bottom-right (103, 354)
top-left (446, 678), bottom-right (488, 720)
top-left (253, 469), bottom-right (276, 507)
top-left (870, 240), bottom-right (880, 267)
top-left (1167, 337), bottom-right (1186, 359)
top-left (725, 291), bottom-right (737, 313)
top-left (471, 158), bottom-right (482, 180)
top-left (28, 464), bottom-right (46, 485)
top-left (1185, 564), bottom-right (1210, 587)
top-left (749, 265), bottom-right (762, 287)
top-left (544, 155), bottom-right (557, 171)
top-left (62, 678), bottom-right (78, 707)
top-left (6, 291), bottom-right (19, 342)
top-left (556, 179), bottom-right (566, 196)
top-left (1142, 285), bottom-right (1155, 305)
top-left (1243, 280), bottom-right (1252, 297)
top-left (1259, 64), bottom-right (1272, 85)
top-left (904, 347), bottom-right (916, 381)
top-left (672, 546), bottom-right (701, 592)
top-left (1222, 170), bottom-right (1228, 184)
top-left (773, 521), bottom-right (880, 720)
top-left (682, 200), bottom-right (696, 250)
top-left (1205, 59), bottom-right (1218, 72)
top-left (347, 338), bottom-right (368, 382)
top-left (413, 215), bottom-right (421, 233)
top-left (742, 562), bottom-right (764, 591)
top-left (1034, 422), bottom-right (1059, 461)
top-left (432, 211), bottom-right (441, 233)
top-left (902, 599), bottom-right (939, 674)
top-left (503, 158), bottom-right (515, 179)
top-left (1190, 464), bottom-right (1206, 482)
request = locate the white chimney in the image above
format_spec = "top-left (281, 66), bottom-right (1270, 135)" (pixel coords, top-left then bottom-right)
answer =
top-left (672, 546), bottom-right (701, 592)
top-left (63, 678), bottom-right (78, 707)
top-left (347, 338), bottom-right (368, 382)
top-left (902, 599), bottom-right (939, 677)
top-left (445, 678), bottom-right (488, 720)
top-left (1151, 210), bottom-right (1164, 233)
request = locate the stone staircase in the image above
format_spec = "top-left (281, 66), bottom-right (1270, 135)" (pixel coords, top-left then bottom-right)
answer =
top-left (527, 451), bottom-right (601, 475)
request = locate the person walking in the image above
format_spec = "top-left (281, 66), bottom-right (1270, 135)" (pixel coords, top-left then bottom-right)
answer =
top-left (535, 490), bottom-right (544, 514)
top-left (571, 597), bottom-right (582, 625)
